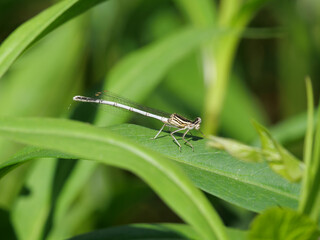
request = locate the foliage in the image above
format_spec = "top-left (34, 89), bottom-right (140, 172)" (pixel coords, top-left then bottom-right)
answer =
top-left (249, 207), bottom-right (320, 240)
top-left (209, 120), bottom-right (304, 182)
top-left (0, 0), bottom-right (319, 239)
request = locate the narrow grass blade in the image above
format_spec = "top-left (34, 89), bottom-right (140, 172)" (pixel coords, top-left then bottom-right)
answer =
top-left (0, 0), bottom-right (108, 78)
top-left (310, 100), bottom-right (320, 221)
top-left (12, 159), bottom-right (57, 240)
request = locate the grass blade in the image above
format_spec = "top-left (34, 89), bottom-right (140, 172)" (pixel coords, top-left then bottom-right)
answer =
top-left (0, 0), bottom-right (107, 78)
top-left (11, 159), bottom-right (57, 240)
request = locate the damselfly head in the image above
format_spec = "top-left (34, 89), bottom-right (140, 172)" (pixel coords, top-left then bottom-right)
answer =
top-left (193, 117), bottom-right (201, 130)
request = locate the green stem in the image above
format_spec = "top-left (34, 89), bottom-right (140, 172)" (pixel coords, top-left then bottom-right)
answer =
top-left (299, 78), bottom-right (314, 214)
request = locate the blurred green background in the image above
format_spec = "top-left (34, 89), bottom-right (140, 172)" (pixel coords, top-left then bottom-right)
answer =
top-left (0, 0), bottom-right (319, 239)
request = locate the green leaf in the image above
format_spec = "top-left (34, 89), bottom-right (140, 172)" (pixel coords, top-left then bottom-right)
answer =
top-left (0, 18), bottom-right (88, 210)
top-left (0, 18), bottom-right (86, 118)
top-left (47, 161), bottom-right (103, 240)
top-left (249, 207), bottom-right (320, 240)
top-left (68, 223), bottom-right (247, 240)
top-left (12, 158), bottom-right (57, 240)
top-left (0, 117), bottom-right (227, 240)
top-left (0, 0), bottom-right (108, 78)
top-left (253, 120), bottom-right (304, 182)
top-left (69, 223), bottom-right (199, 240)
top-left (1, 121), bottom-right (300, 213)
top-left (110, 124), bottom-right (300, 212)
top-left (0, 146), bottom-right (72, 179)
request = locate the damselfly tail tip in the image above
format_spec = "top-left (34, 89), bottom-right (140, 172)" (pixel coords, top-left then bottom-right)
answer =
top-left (73, 96), bottom-right (84, 101)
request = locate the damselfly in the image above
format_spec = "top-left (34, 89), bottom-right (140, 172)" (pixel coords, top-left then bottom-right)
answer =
top-left (73, 91), bottom-right (202, 151)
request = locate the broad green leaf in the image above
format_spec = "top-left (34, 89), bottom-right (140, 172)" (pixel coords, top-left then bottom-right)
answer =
top-left (68, 223), bottom-right (246, 240)
top-left (111, 124), bottom-right (300, 212)
top-left (253, 120), bottom-right (304, 182)
top-left (0, 117), bottom-right (227, 240)
top-left (0, 121), bottom-right (300, 213)
top-left (249, 207), bottom-right (320, 240)
top-left (0, 0), bottom-right (108, 78)
top-left (12, 158), bottom-right (57, 240)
